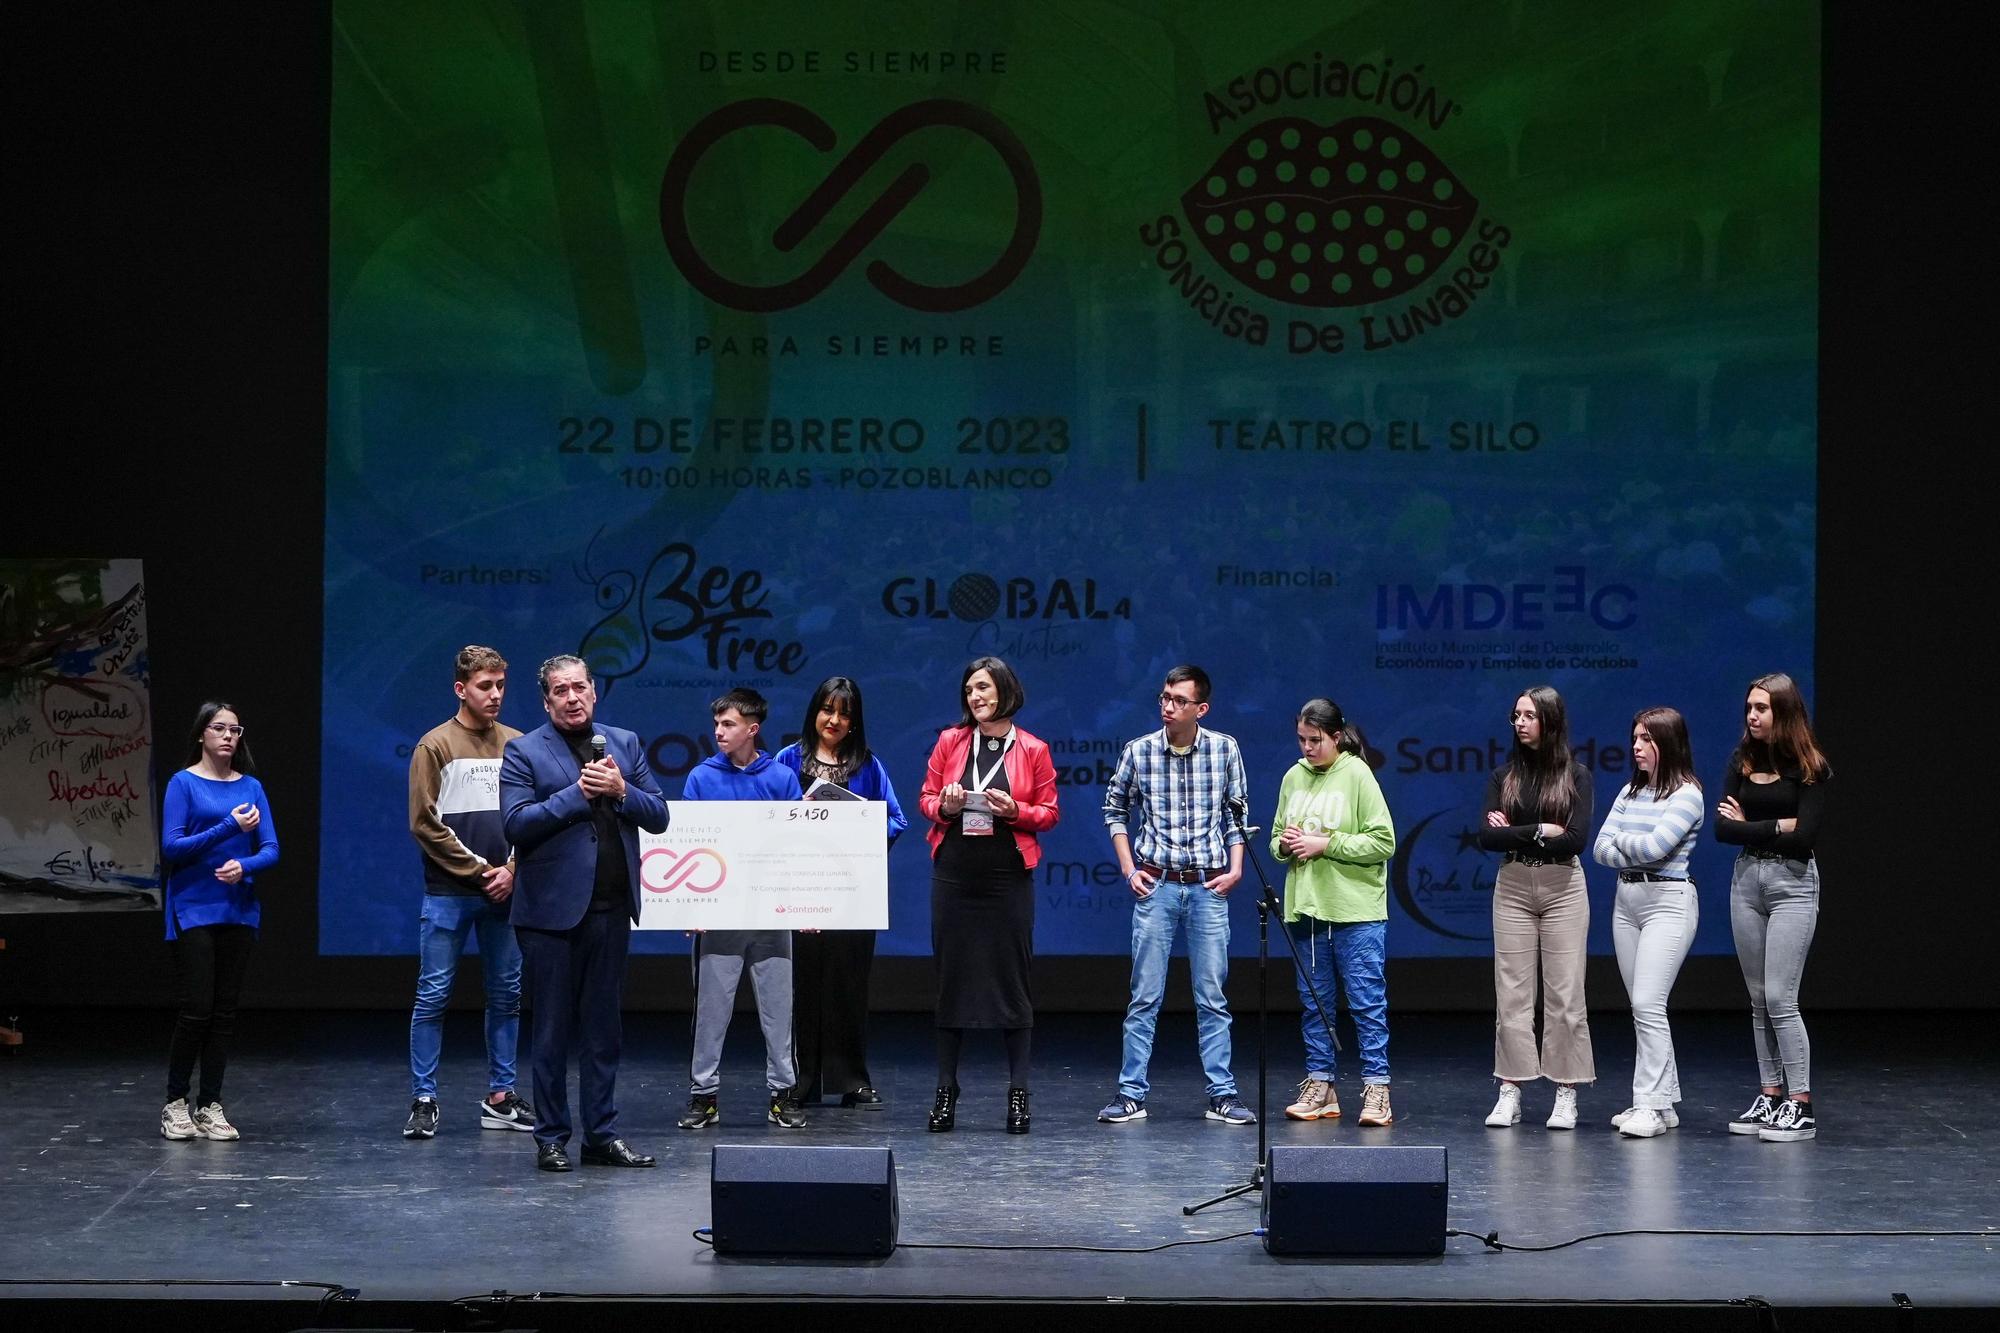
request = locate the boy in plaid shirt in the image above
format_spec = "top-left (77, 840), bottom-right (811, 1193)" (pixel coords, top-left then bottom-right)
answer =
top-left (1098, 665), bottom-right (1253, 1125)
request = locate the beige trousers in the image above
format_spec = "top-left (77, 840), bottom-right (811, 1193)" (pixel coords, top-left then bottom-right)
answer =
top-left (1491, 860), bottom-right (1595, 1084)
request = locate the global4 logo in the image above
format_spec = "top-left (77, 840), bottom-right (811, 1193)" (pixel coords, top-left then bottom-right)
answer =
top-left (882, 573), bottom-right (1132, 622)
top-left (882, 572), bottom-right (1132, 663)
top-left (1375, 566), bottom-right (1635, 632)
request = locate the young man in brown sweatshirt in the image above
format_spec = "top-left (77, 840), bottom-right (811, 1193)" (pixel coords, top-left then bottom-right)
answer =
top-left (403, 645), bottom-right (534, 1138)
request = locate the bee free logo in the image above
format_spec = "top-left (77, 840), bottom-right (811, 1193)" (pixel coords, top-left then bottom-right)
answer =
top-left (1139, 60), bottom-right (1511, 356)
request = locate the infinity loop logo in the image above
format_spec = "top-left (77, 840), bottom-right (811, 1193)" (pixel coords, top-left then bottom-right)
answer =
top-left (659, 98), bottom-right (1042, 313)
top-left (641, 847), bottom-right (727, 894)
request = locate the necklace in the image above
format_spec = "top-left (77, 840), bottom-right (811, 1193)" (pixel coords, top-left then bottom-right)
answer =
top-left (985, 737), bottom-right (1002, 752)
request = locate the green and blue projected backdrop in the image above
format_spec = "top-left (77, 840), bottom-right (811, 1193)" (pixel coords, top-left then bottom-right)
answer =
top-left (325, 1), bottom-right (1819, 957)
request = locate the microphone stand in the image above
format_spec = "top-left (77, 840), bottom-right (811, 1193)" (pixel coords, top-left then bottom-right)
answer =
top-left (1183, 822), bottom-right (1342, 1216)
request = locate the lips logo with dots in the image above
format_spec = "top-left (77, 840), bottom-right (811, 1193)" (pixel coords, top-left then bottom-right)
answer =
top-left (1183, 116), bottom-right (1476, 309)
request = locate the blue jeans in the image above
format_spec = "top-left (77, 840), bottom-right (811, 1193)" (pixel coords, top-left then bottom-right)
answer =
top-left (1289, 917), bottom-right (1389, 1085)
top-left (410, 892), bottom-right (523, 1099)
top-left (1119, 881), bottom-right (1236, 1101)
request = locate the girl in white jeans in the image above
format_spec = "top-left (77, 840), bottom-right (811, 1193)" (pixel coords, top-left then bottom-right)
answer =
top-left (1593, 707), bottom-right (1704, 1139)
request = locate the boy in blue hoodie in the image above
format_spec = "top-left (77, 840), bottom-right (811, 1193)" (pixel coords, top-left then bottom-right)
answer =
top-left (677, 688), bottom-right (808, 1130)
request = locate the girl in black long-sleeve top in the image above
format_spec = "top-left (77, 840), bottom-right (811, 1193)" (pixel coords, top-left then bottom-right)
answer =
top-left (1476, 685), bottom-right (1596, 1131)
top-left (1713, 672), bottom-right (1831, 1142)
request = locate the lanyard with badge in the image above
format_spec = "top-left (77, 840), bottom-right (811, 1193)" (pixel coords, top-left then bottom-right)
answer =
top-left (961, 730), bottom-right (1012, 836)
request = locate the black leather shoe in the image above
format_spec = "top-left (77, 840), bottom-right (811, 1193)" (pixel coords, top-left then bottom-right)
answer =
top-left (1006, 1086), bottom-right (1031, 1134)
top-left (842, 1086), bottom-right (884, 1109)
top-left (536, 1142), bottom-right (572, 1172)
top-left (581, 1138), bottom-right (656, 1167)
top-left (927, 1085), bottom-right (959, 1132)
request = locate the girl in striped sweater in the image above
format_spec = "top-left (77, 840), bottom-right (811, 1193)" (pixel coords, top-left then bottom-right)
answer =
top-left (1592, 707), bottom-right (1704, 1139)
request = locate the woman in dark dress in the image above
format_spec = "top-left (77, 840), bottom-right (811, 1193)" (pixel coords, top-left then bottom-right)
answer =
top-left (917, 656), bottom-right (1059, 1133)
top-left (774, 676), bottom-right (908, 1108)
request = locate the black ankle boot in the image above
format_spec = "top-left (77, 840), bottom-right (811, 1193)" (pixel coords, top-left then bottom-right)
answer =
top-left (1006, 1086), bottom-right (1031, 1134)
top-left (927, 1085), bottom-right (959, 1132)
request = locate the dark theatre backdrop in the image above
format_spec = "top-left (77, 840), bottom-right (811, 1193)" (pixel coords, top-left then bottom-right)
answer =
top-left (6, 3), bottom-right (1986, 1012)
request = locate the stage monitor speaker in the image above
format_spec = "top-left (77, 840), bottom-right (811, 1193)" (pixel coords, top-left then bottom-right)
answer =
top-left (1260, 1145), bottom-right (1447, 1255)
top-left (709, 1144), bottom-right (898, 1257)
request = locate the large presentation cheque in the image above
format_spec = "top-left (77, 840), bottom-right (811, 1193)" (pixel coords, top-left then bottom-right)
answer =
top-left (636, 801), bottom-right (888, 932)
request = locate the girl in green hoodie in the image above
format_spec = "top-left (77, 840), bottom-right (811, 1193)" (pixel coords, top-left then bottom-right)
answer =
top-left (1269, 698), bottom-right (1397, 1126)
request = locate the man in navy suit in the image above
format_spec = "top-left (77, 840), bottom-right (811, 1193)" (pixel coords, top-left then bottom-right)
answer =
top-left (501, 654), bottom-right (669, 1172)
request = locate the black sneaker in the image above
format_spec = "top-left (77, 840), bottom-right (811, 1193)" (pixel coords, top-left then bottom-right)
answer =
top-left (1097, 1094), bottom-right (1146, 1123)
top-left (478, 1090), bottom-right (536, 1132)
top-left (1759, 1098), bottom-right (1816, 1142)
top-left (768, 1092), bottom-right (807, 1129)
top-left (1206, 1094), bottom-right (1258, 1126)
top-left (403, 1097), bottom-right (439, 1139)
top-left (678, 1093), bottom-right (718, 1130)
top-left (1728, 1092), bottom-right (1779, 1135)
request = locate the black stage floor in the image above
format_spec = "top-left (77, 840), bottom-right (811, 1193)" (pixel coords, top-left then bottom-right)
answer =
top-left (1, 1008), bottom-right (1993, 1328)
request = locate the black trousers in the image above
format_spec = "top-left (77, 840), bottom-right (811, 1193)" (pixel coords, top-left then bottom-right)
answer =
top-left (517, 909), bottom-right (631, 1149)
top-left (166, 923), bottom-right (255, 1104)
top-left (792, 929), bottom-right (876, 1099)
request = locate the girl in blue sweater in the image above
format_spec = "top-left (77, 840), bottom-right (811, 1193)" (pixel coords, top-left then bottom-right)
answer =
top-left (158, 701), bottom-right (278, 1141)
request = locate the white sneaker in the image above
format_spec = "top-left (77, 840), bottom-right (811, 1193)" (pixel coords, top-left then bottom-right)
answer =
top-left (160, 1098), bottom-right (198, 1141)
top-left (1546, 1085), bottom-right (1578, 1130)
top-left (1610, 1106), bottom-right (1679, 1130)
top-left (1619, 1107), bottom-right (1671, 1138)
top-left (1484, 1083), bottom-right (1522, 1127)
top-left (193, 1102), bottom-right (240, 1141)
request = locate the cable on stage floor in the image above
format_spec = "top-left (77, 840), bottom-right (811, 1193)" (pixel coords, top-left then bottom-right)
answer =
top-left (1449, 1226), bottom-right (1998, 1253)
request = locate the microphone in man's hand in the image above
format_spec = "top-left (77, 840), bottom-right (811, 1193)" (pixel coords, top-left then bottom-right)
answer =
top-left (590, 734), bottom-right (608, 808)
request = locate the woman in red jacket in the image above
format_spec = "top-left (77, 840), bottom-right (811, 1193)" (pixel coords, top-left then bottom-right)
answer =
top-left (918, 655), bottom-right (1059, 1134)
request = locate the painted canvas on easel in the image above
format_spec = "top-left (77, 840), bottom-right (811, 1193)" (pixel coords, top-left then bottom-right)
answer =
top-left (0, 557), bottom-right (159, 913)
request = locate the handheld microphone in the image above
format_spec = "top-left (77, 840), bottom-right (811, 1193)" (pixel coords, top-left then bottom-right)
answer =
top-left (589, 734), bottom-right (609, 809)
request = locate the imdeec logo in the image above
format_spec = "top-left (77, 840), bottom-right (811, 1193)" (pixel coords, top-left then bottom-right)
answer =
top-left (659, 98), bottom-right (1043, 313)
top-left (1375, 567), bottom-right (1637, 633)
